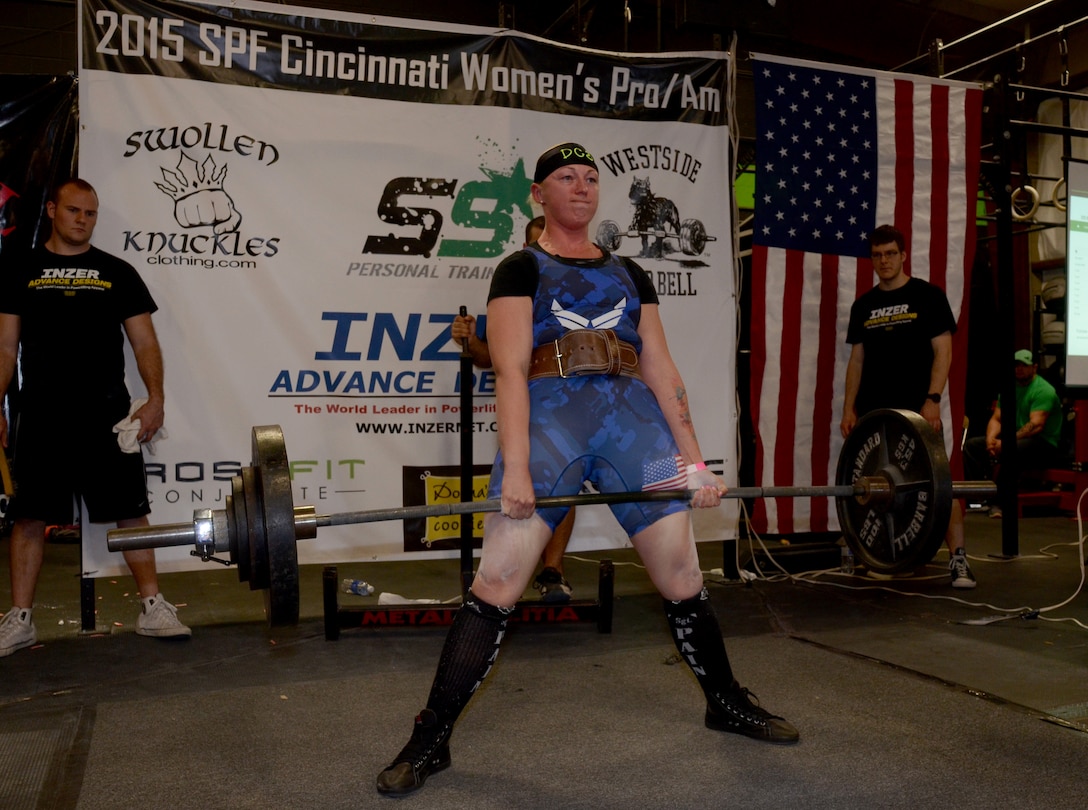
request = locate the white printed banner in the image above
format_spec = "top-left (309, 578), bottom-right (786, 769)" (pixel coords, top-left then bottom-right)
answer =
top-left (77, 0), bottom-right (737, 575)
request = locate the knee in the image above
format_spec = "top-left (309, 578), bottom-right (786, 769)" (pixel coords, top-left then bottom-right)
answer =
top-left (657, 565), bottom-right (705, 602)
top-left (472, 565), bottom-right (525, 609)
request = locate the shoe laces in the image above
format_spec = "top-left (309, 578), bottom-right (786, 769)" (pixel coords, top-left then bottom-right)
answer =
top-left (146, 597), bottom-right (177, 616)
top-left (950, 553), bottom-right (971, 578)
top-left (394, 712), bottom-right (449, 766)
top-left (716, 686), bottom-right (778, 723)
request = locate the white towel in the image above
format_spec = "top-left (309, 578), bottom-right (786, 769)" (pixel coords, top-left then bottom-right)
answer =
top-left (112, 398), bottom-right (168, 455)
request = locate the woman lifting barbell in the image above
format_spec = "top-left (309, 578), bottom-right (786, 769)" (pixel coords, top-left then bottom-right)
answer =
top-left (375, 142), bottom-right (799, 797)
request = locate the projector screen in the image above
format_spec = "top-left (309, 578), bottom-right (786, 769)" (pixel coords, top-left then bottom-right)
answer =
top-left (1063, 158), bottom-right (1088, 387)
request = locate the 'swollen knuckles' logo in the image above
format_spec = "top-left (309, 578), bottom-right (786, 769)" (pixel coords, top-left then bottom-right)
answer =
top-left (155, 152), bottom-right (241, 235)
top-left (120, 125), bottom-right (280, 266)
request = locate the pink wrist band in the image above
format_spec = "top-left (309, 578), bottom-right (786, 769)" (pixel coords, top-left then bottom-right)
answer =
top-left (686, 462), bottom-right (707, 474)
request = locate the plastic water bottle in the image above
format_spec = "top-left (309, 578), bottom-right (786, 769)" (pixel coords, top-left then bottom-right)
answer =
top-left (341, 578), bottom-right (374, 596)
top-left (840, 545), bottom-right (855, 575)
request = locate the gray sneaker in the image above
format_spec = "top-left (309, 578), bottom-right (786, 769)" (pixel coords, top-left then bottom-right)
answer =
top-left (949, 550), bottom-right (977, 589)
top-left (136, 595), bottom-right (192, 638)
top-left (0, 608), bottom-right (37, 657)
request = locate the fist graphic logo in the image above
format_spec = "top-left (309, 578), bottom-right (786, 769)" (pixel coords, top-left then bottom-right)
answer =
top-left (155, 153), bottom-right (242, 235)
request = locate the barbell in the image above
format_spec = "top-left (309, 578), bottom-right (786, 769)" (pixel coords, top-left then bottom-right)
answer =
top-left (108, 409), bottom-right (995, 627)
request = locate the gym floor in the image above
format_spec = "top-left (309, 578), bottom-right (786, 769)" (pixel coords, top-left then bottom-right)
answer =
top-left (2, 509), bottom-right (1087, 809)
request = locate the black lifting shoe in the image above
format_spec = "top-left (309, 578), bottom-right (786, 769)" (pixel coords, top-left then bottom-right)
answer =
top-left (376, 709), bottom-right (453, 796)
top-left (705, 682), bottom-right (800, 745)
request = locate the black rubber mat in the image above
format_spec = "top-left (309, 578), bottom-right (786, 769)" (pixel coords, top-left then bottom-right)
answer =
top-left (0, 705), bottom-right (91, 810)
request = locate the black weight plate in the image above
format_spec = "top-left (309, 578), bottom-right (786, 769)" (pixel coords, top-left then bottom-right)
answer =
top-left (252, 425), bottom-right (299, 627)
top-left (836, 408), bottom-right (952, 574)
top-left (242, 466), bottom-right (268, 591)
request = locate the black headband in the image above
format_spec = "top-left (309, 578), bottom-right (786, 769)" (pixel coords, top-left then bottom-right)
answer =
top-left (533, 142), bottom-right (597, 184)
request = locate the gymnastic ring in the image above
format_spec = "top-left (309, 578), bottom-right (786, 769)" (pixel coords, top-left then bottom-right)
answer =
top-left (1010, 185), bottom-right (1039, 221)
top-left (1052, 177), bottom-right (1067, 213)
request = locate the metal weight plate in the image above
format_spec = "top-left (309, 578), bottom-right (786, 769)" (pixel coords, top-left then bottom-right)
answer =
top-left (252, 425), bottom-right (300, 627)
top-left (595, 219), bottom-right (622, 251)
top-left (835, 409), bottom-right (952, 574)
top-left (242, 466), bottom-right (268, 590)
top-left (679, 218), bottom-right (707, 255)
top-left (228, 476), bottom-right (251, 584)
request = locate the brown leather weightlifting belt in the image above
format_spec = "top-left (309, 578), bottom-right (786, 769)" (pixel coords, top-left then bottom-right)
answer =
top-left (528, 329), bottom-right (641, 381)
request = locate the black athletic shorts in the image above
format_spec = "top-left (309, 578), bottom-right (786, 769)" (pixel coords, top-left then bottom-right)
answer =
top-left (10, 397), bottom-right (151, 524)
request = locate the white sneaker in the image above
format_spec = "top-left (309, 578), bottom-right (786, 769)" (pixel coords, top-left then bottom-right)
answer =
top-left (0, 608), bottom-right (37, 657)
top-left (136, 595), bottom-right (192, 638)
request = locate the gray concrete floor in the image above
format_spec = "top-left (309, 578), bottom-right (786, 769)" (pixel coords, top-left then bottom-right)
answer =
top-left (1, 508), bottom-right (1087, 809)
top-left (5, 508), bottom-right (1087, 717)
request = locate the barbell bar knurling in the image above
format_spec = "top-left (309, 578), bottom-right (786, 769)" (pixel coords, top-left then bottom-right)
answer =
top-left (105, 478), bottom-right (996, 554)
top-left (318, 485), bottom-right (862, 529)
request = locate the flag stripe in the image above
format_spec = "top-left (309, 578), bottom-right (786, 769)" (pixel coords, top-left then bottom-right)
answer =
top-left (910, 83), bottom-right (931, 277)
top-left (949, 86), bottom-right (984, 475)
top-left (929, 84), bottom-right (950, 292)
top-left (790, 252), bottom-right (829, 530)
top-left (893, 78), bottom-right (915, 267)
top-left (773, 250), bottom-right (806, 530)
top-left (809, 252), bottom-right (841, 528)
top-left (762, 247), bottom-right (788, 528)
top-left (749, 242), bottom-right (770, 528)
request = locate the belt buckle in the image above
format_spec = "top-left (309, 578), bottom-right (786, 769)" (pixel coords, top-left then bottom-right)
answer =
top-left (554, 338), bottom-right (569, 378)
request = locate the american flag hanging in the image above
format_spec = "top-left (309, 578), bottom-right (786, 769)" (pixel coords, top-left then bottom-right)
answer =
top-left (749, 53), bottom-right (982, 534)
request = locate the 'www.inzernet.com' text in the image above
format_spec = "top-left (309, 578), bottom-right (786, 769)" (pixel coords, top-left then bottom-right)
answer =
top-left (355, 421), bottom-right (497, 435)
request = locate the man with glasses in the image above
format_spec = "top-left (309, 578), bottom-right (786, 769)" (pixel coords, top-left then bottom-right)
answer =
top-left (840, 224), bottom-right (975, 589)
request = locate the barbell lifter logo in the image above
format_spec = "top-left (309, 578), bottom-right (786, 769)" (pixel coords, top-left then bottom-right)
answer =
top-left (155, 152), bottom-right (241, 235)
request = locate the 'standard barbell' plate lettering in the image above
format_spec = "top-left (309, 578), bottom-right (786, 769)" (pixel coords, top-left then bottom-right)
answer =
top-left (835, 409), bottom-right (952, 575)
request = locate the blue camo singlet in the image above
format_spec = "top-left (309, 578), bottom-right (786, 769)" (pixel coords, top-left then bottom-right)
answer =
top-left (487, 246), bottom-right (689, 536)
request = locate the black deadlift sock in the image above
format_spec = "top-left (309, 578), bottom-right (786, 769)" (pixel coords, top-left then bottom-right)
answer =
top-left (424, 589), bottom-right (511, 726)
top-left (662, 587), bottom-right (736, 699)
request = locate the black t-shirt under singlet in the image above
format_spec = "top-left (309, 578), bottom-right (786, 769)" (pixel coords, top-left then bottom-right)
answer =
top-left (489, 246), bottom-right (658, 303)
top-left (845, 276), bottom-right (956, 414)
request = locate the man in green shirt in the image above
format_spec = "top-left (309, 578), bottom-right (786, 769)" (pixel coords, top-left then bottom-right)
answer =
top-left (963, 349), bottom-right (1063, 517)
